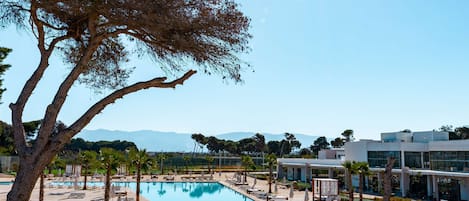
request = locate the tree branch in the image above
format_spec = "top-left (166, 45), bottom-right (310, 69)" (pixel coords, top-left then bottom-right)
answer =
top-left (62, 70), bottom-right (196, 140)
top-left (35, 16), bottom-right (101, 155)
top-left (34, 42), bottom-right (98, 155)
top-left (47, 34), bottom-right (71, 52)
top-left (9, 3), bottom-right (72, 156)
top-left (30, 2), bottom-right (45, 53)
top-left (9, 104), bottom-right (28, 156)
top-left (41, 20), bottom-right (68, 31)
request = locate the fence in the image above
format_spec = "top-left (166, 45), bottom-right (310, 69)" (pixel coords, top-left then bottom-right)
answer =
top-left (0, 156), bottom-right (19, 172)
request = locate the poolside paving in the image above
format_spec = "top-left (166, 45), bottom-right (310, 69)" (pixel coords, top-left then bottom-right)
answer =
top-left (0, 173), bottom-right (383, 201)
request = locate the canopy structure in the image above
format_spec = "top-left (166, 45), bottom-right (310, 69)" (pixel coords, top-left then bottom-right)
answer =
top-left (311, 178), bottom-right (339, 201)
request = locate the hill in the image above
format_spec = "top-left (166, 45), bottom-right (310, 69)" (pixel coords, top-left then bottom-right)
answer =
top-left (75, 129), bottom-right (321, 152)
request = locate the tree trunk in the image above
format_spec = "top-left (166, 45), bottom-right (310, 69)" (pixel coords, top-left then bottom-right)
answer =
top-left (136, 165), bottom-right (141, 201)
top-left (39, 172), bottom-right (44, 201)
top-left (383, 157), bottom-right (396, 201)
top-left (7, 158), bottom-right (46, 201)
top-left (243, 168), bottom-right (247, 183)
top-left (347, 170), bottom-right (353, 201)
top-left (83, 166), bottom-right (88, 190)
top-left (359, 174), bottom-right (363, 201)
top-left (160, 159), bottom-right (164, 175)
top-left (268, 164), bottom-right (272, 193)
top-left (105, 167), bottom-right (111, 201)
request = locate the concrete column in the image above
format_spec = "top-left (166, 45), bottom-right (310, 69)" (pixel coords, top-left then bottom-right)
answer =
top-left (400, 151), bottom-right (407, 197)
top-left (328, 168), bottom-right (333, 178)
top-left (305, 163), bottom-right (311, 183)
top-left (420, 152), bottom-right (424, 168)
top-left (401, 150), bottom-right (406, 168)
top-left (426, 175), bottom-right (432, 197)
top-left (432, 175), bottom-right (439, 201)
top-left (277, 162), bottom-right (283, 179)
top-left (400, 172), bottom-right (406, 197)
top-left (399, 169), bottom-right (410, 197)
top-left (378, 172), bottom-right (382, 193)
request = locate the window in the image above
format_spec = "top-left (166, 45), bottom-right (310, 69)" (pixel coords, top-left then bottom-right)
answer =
top-left (430, 151), bottom-right (469, 172)
top-left (368, 151), bottom-right (401, 168)
top-left (404, 152), bottom-right (422, 168)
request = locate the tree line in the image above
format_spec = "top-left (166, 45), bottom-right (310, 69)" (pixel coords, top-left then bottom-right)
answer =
top-left (0, 120), bottom-right (137, 156)
top-left (438, 125), bottom-right (469, 140)
top-left (191, 132), bottom-right (301, 157)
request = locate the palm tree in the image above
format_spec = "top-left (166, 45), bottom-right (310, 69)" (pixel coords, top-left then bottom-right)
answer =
top-left (39, 169), bottom-right (44, 201)
top-left (205, 155), bottom-right (214, 174)
top-left (40, 155), bottom-right (60, 201)
top-left (100, 148), bottom-right (123, 201)
top-left (383, 157), bottom-right (396, 201)
top-left (342, 161), bottom-right (356, 201)
top-left (79, 150), bottom-right (97, 190)
top-left (129, 148), bottom-right (153, 201)
top-left (157, 153), bottom-right (167, 175)
top-left (183, 155), bottom-right (190, 172)
top-left (241, 155), bottom-right (254, 183)
top-left (353, 162), bottom-right (371, 201)
top-left (266, 153), bottom-right (277, 193)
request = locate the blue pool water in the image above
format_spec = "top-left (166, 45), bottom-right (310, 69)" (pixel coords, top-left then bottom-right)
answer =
top-left (50, 182), bottom-right (253, 201)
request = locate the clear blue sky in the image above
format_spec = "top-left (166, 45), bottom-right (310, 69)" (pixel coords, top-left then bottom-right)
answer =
top-left (1, 0), bottom-right (469, 141)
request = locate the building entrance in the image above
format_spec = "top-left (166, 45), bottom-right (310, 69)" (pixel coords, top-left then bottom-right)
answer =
top-left (438, 178), bottom-right (460, 201)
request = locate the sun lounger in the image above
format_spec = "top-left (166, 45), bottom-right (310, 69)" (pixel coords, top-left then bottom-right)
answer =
top-left (163, 175), bottom-right (174, 181)
top-left (48, 192), bottom-right (68, 196)
top-left (117, 197), bottom-right (134, 201)
top-left (246, 188), bottom-right (262, 194)
top-left (268, 195), bottom-right (289, 200)
top-left (234, 182), bottom-right (248, 186)
top-left (112, 185), bottom-right (128, 198)
top-left (67, 192), bottom-right (86, 199)
top-left (254, 192), bottom-right (269, 199)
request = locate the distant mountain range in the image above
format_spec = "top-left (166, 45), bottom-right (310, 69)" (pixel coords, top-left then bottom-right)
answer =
top-left (75, 129), bottom-right (321, 152)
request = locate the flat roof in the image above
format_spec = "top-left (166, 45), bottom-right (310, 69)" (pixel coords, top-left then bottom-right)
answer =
top-left (280, 161), bottom-right (469, 178)
top-left (280, 162), bottom-right (344, 169)
top-left (408, 169), bottom-right (469, 178)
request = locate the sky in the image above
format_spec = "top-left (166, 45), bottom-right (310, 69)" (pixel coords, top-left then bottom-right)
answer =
top-left (1, 1), bottom-right (469, 141)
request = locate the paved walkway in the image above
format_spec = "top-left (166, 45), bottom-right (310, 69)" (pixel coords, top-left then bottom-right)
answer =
top-left (0, 173), bottom-right (383, 201)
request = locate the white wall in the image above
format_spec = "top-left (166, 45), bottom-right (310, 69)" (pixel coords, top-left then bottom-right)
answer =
top-left (344, 141), bottom-right (368, 162)
top-left (429, 140), bottom-right (469, 151)
top-left (460, 178), bottom-right (469, 201)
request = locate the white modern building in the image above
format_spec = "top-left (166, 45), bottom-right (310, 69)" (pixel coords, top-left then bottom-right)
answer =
top-left (277, 131), bottom-right (469, 201)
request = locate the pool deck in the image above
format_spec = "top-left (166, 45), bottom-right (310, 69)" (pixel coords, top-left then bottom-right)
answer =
top-left (0, 173), bottom-right (382, 201)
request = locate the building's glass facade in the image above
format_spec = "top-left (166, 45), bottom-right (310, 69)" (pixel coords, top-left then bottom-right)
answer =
top-left (368, 151), bottom-right (401, 168)
top-left (404, 152), bottom-right (422, 168)
top-left (430, 151), bottom-right (469, 172)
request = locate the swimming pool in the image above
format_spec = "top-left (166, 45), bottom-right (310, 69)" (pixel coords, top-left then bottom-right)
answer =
top-left (0, 181), bottom-right (12, 185)
top-left (50, 182), bottom-right (253, 201)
